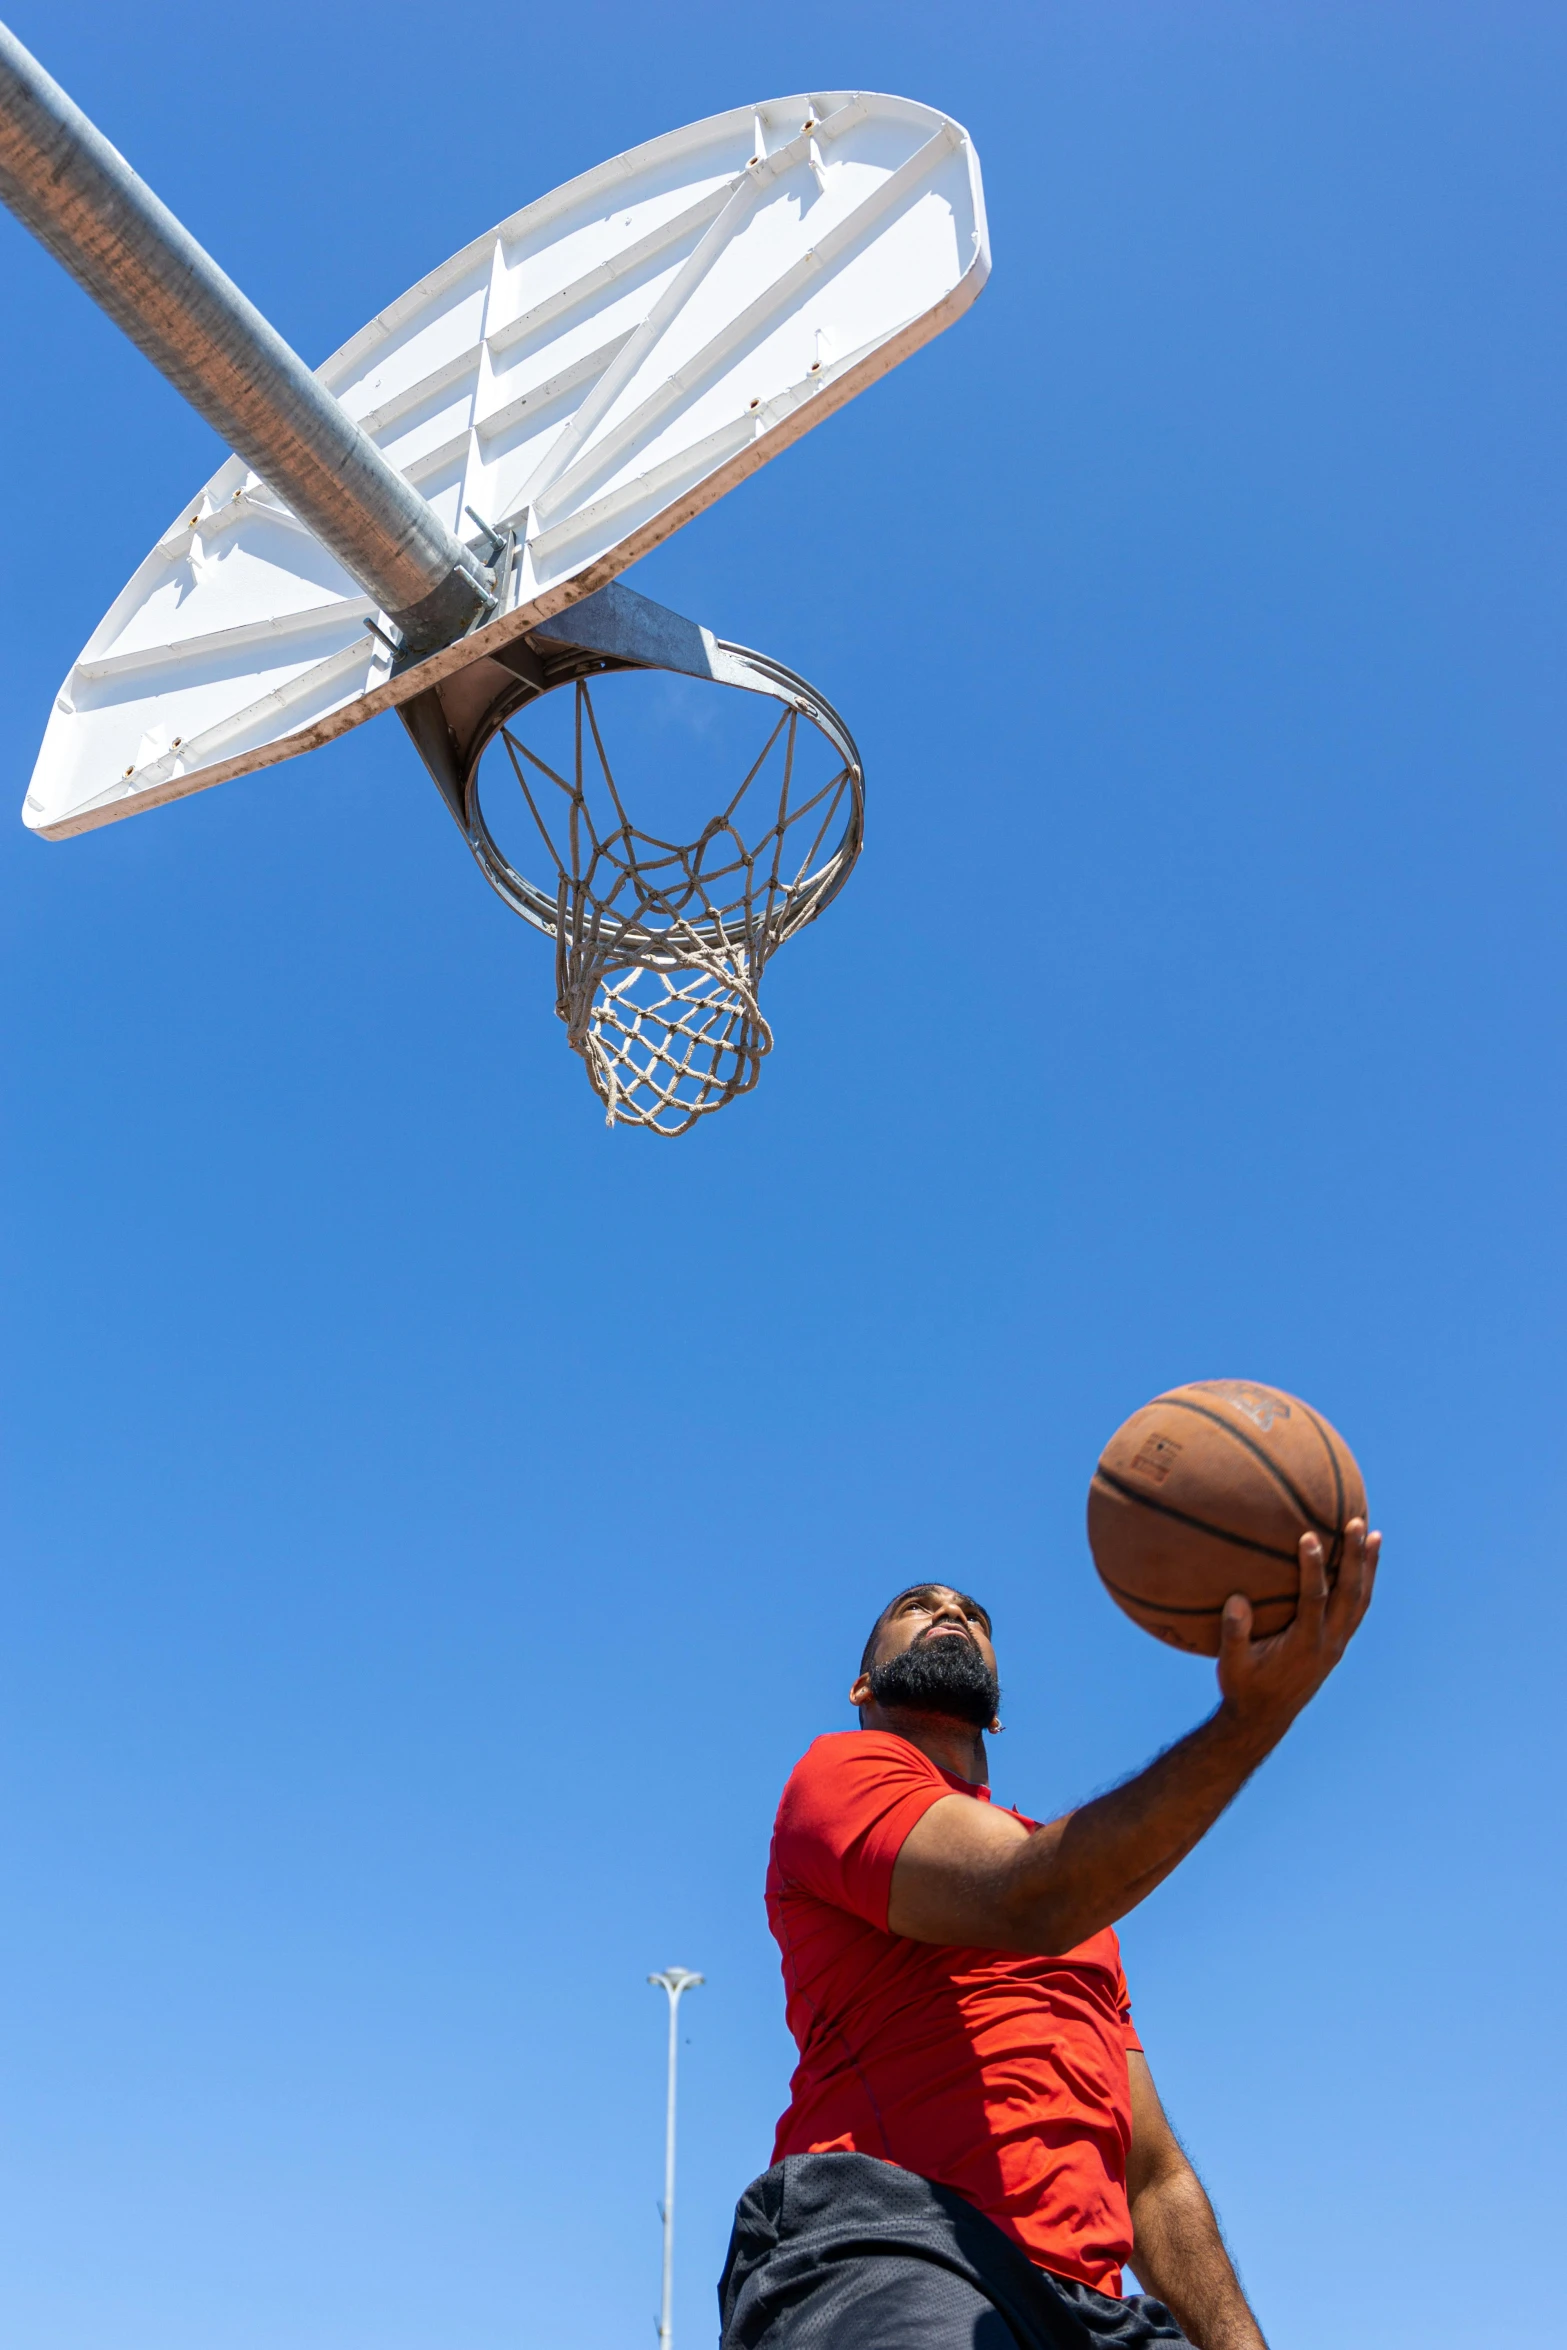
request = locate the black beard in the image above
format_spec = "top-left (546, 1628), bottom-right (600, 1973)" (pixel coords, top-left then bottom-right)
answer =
top-left (868, 1634), bottom-right (999, 1729)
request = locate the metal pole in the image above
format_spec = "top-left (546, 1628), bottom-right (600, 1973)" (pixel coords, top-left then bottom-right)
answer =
top-left (647, 1967), bottom-right (702, 2350)
top-left (0, 21), bottom-right (493, 656)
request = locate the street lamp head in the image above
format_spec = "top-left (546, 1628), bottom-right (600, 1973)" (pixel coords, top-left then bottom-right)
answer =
top-left (648, 1968), bottom-right (705, 1995)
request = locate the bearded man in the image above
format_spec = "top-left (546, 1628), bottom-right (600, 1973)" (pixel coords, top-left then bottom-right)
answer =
top-left (719, 1524), bottom-right (1377, 2350)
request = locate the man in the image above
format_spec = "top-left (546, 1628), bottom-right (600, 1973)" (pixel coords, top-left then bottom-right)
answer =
top-left (720, 1522), bottom-right (1378, 2350)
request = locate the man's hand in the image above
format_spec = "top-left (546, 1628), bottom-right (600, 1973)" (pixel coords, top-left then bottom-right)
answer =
top-left (1217, 1519), bottom-right (1380, 1743)
top-left (885, 1518), bottom-right (1379, 1952)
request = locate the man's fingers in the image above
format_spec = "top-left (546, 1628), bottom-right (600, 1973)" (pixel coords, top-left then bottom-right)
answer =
top-left (1295, 1531), bottom-right (1329, 1634)
top-left (1343, 1525), bottom-right (1380, 1631)
top-left (1324, 1518), bottom-right (1372, 1633)
top-left (1217, 1592), bottom-right (1254, 1684)
top-left (1321, 1518), bottom-right (1360, 1635)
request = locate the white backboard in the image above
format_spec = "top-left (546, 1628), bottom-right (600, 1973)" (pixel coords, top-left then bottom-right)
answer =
top-left (24, 90), bottom-right (987, 841)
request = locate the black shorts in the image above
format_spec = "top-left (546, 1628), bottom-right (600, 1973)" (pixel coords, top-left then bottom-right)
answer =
top-left (719, 2154), bottom-right (1191, 2350)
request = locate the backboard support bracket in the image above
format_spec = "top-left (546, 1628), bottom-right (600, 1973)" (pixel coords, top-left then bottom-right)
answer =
top-left (395, 580), bottom-right (728, 831)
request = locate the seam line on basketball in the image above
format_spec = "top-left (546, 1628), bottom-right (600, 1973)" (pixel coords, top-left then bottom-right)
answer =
top-left (1090, 1467), bottom-right (1303, 1563)
top-left (1297, 1399), bottom-right (1349, 1572)
top-left (1145, 1395), bottom-right (1339, 1536)
top-left (1097, 1571), bottom-right (1299, 1618)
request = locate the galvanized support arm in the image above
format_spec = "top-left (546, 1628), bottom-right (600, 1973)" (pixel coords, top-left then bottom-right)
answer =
top-left (0, 21), bottom-right (493, 656)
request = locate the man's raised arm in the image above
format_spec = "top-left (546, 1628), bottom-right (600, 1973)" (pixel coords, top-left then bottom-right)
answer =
top-left (886, 1522), bottom-right (1378, 1952)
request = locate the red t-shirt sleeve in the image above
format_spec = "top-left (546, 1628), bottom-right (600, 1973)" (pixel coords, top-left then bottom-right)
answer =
top-left (772, 1732), bottom-right (954, 1932)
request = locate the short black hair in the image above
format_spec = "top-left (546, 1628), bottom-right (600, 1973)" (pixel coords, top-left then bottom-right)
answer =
top-left (858, 1583), bottom-right (993, 1676)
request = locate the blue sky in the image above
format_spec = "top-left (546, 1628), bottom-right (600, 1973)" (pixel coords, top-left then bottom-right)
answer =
top-left (1, 5), bottom-right (1563, 2347)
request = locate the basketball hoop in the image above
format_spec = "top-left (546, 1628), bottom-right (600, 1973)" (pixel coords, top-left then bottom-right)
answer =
top-left (3, 39), bottom-right (981, 1131)
top-left (461, 643), bottom-right (863, 1135)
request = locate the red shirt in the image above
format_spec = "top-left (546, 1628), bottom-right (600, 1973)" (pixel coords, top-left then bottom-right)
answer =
top-left (767, 1731), bottom-right (1143, 2298)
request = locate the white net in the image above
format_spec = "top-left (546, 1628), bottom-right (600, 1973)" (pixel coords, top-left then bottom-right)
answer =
top-left (487, 672), bottom-right (860, 1136)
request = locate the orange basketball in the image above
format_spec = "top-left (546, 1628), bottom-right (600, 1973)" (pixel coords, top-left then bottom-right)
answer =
top-left (1087, 1380), bottom-right (1366, 1655)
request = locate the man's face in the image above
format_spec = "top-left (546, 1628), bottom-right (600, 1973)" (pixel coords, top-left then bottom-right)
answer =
top-left (849, 1585), bottom-right (1001, 1728)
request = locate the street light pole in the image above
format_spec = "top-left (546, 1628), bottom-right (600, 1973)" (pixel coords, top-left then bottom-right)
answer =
top-left (647, 1967), bottom-right (703, 2350)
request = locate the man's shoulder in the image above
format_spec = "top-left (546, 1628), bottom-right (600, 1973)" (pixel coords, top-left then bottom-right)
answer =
top-left (780, 1729), bottom-right (943, 1804)
top-left (772, 1731), bottom-right (948, 1858)
top-left (768, 1731), bottom-right (953, 1923)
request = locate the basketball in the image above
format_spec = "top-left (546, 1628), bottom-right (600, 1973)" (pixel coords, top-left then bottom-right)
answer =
top-left (1087, 1380), bottom-right (1366, 1655)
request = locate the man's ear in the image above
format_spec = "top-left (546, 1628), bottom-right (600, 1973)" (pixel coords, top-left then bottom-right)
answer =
top-left (849, 1672), bottom-right (872, 1710)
